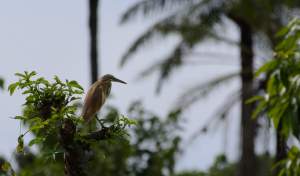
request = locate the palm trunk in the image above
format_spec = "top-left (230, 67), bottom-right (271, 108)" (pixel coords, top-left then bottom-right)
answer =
top-left (89, 0), bottom-right (100, 84)
top-left (227, 13), bottom-right (257, 176)
top-left (237, 19), bottom-right (257, 176)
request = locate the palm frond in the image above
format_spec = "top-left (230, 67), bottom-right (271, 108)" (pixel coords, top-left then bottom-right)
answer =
top-left (187, 89), bottom-right (240, 143)
top-left (121, 0), bottom-right (229, 93)
top-left (156, 42), bottom-right (187, 93)
top-left (175, 71), bottom-right (239, 109)
top-left (119, 20), bottom-right (169, 67)
top-left (120, 0), bottom-right (193, 23)
top-left (120, 0), bottom-right (224, 67)
top-left (135, 60), bottom-right (164, 81)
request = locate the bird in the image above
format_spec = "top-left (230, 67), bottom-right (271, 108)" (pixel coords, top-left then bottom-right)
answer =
top-left (81, 74), bottom-right (126, 123)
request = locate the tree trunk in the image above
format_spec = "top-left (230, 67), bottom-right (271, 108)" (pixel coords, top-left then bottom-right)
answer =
top-left (89, 0), bottom-right (100, 84)
top-left (60, 119), bottom-right (114, 176)
top-left (226, 13), bottom-right (258, 176)
top-left (237, 20), bottom-right (257, 176)
top-left (60, 119), bottom-right (86, 176)
top-left (273, 123), bottom-right (287, 175)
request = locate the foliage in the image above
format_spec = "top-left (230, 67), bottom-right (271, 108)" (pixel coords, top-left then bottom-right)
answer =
top-left (176, 154), bottom-right (272, 176)
top-left (8, 71), bottom-right (84, 152)
top-left (252, 18), bottom-right (300, 175)
top-left (6, 71), bottom-right (183, 175)
top-left (121, 0), bottom-right (225, 92)
top-left (8, 71), bottom-right (135, 175)
top-left (0, 157), bottom-right (15, 176)
top-left (13, 101), bottom-right (183, 176)
top-left (127, 101), bottom-right (182, 176)
top-left (253, 18), bottom-right (300, 139)
top-left (275, 146), bottom-right (300, 176)
top-left (120, 2), bottom-right (300, 176)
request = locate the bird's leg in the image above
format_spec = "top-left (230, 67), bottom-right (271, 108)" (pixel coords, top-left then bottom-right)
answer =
top-left (95, 114), bottom-right (105, 128)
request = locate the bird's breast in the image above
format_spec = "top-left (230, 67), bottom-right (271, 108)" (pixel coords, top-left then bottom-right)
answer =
top-left (105, 83), bottom-right (111, 96)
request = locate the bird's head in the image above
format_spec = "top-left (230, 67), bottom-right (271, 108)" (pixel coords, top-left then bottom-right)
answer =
top-left (101, 74), bottom-right (127, 84)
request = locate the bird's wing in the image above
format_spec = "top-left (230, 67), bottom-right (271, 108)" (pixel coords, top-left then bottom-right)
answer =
top-left (82, 83), bottom-right (104, 122)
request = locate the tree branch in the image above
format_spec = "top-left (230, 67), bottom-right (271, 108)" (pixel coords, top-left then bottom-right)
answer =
top-left (83, 126), bottom-right (114, 141)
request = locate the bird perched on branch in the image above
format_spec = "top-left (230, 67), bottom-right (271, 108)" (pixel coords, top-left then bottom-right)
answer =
top-left (81, 74), bottom-right (126, 122)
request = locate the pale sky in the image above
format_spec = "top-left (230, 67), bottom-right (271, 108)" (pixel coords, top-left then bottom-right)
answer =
top-left (0, 0), bottom-right (271, 172)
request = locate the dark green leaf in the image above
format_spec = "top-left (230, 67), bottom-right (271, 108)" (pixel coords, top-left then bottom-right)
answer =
top-left (246, 95), bottom-right (264, 104)
top-left (28, 71), bottom-right (37, 78)
top-left (251, 101), bottom-right (266, 119)
top-left (36, 77), bottom-right (50, 86)
top-left (14, 73), bottom-right (25, 78)
top-left (255, 60), bottom-right (278, 77)
top-left (29, 137), bottom-right (45, 146)
top-left (276, 26), bottom-right (289, 38)
top-left (13, 116), bottom-right (26, 120)
top-left (54, 75), bottom-right (62, 84)
top-left (68, 80), bottom-right (83, 90)
top-left (22, 90), bottom-right (32, 95)
top-left (1, 161), bottom-right (12, 172)
top-left (8, 82), bottom-right (19, 95)
top-left (16, 135), bottom-right (24, 153)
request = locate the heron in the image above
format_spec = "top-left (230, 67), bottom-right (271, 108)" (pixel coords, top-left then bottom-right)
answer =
top-left (81, 74), bottom-right (126, 123)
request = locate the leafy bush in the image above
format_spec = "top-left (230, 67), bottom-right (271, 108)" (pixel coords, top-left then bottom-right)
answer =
top-left (252, 18), bottom-right (300, 175)
top-left (8, 71), bottom-right (135, 175)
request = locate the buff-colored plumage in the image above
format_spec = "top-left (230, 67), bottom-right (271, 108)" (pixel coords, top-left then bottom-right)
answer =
top-left (81, 74), bottom-right (126, 122)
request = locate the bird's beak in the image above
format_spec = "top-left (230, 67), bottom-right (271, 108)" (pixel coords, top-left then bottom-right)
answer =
top-left (112, 77), bottom-right (127, 84)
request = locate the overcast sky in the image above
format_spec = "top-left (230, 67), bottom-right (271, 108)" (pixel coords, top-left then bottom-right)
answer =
top-left (0, 0), bottom-right (271, 171)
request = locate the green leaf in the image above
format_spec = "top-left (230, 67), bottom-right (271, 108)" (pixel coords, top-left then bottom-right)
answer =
top-left (276, 26), bottom-right (289, 38)
top-left (16, 135), bottom-right (24, 153)
top-left (289, 146), bottom-right (299, 156)
top-left (36, 77), bottom-right (50, 86)
top-left (267, 75), bottom-right (276, 95)
top-left (8, 82), bottom-right (19, 95)
top-left (1, 161), bottom-right (12, 172)
top-left (270, 102), bottom-right (288, 129)
top-left (68, 80), bottom-right (84, 90)
top-left (73, 90), bottom-right (84, 94)
top-left (29, 137), bottom-right (45, 146)
top-left (14, 72), bottom-right (25, 78)
top-left (251, 101), bottom-right (266, 119)
top-left (28, 71), bottom-right (37, 78)
top-left (276, 35), bottom-right (297, 51)
top-left (22, 89), bottom-right (32, 95)
top-left (255, 60), bottom-right (278, 77)
top-left (29, 121), bottom-right (48, 132)
top-left (54, 75), bottom-right (62, 84)
top-left (246, 95), bottom-right (264, 104)
top-left (13, 116), bottom-right (26, 120)
top-left (126, 118), bottom-right (138, 126)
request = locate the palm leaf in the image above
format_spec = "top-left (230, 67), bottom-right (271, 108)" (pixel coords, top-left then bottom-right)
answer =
top-left (175, 71), bottom-right (239, 109)
top-left (121, 5), bottom-right (225, 93)
top-left (120, 0), bottom-right (193, 23)
top-left (187, 89), bottom-right (240, 143)
top-left (120, 0), bottom-right (225, 67)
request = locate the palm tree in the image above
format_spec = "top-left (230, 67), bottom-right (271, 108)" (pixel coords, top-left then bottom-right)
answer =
top-left (120, 0), bottom-right (300, 175)
top-left (89, 0), bottom-right (100, 84)
top-left (0, 77), bottom-right (3, 90)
